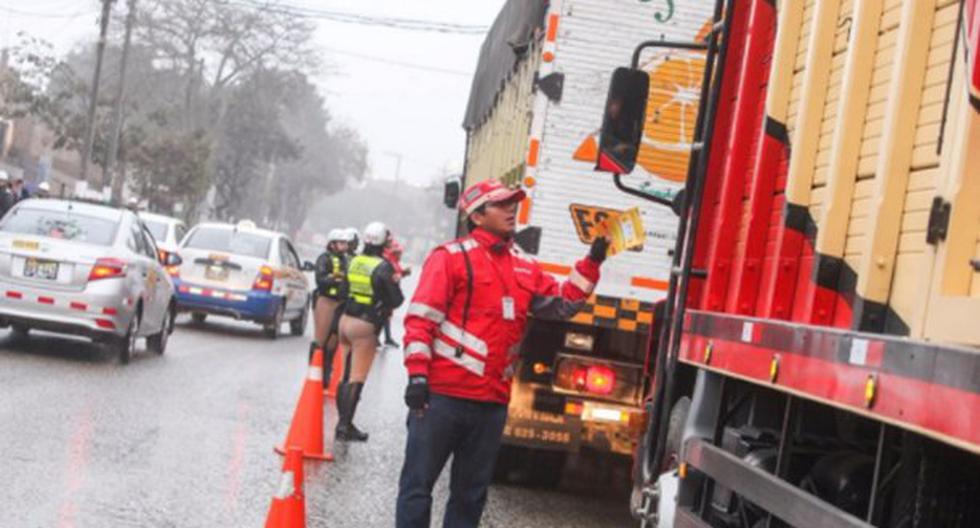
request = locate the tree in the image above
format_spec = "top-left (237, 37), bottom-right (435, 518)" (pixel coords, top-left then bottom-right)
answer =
top-left (264, 73), bottom-right (368, 233)
top-left (211, 68), bottom-right (299, 221)
top-left (134, 0), bottom-right (317, 129)
top-left (130, 130), bottom-right (211, 215)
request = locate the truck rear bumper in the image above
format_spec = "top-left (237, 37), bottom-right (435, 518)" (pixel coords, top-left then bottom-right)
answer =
top-left (503, 382), bottom-right (643, 455)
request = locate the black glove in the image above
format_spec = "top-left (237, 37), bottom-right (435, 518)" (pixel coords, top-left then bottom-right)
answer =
top-left (404, 375), bottom-right (429, 410)
top-left (589, 236), bottom-right (610, 264)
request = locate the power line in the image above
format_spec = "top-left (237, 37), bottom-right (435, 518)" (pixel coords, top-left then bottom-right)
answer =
top-left (0, 4), bottom-right (98, 19)
top-left (228, 0), bottom-right (489, 35)
top-left (321, 46), bottom-right (473, 77)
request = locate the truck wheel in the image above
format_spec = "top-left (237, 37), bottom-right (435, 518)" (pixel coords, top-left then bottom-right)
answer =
top-left (493, 446), bottom-right (565, 488)
top-left (493, 445), bottom-right (520, 483)
top-left (664, 397), bottom-right (691, 471)
top-left (10, 324), bottom-right (29, 340)
top-left (191, 312), bottom-right (207, 325)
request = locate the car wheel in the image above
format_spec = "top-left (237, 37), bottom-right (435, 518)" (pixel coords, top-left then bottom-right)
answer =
top-left (290, 297), bottom-right (309, 336)
top-left (113, 311), bottom-right (140, 365)
top-left (10, 324), bottom-right (29, 340)
top-left (148, 305), bottom-right (175, 355)
top-left (191, 312), bottom-right (207, 325)
top-left (264, 300), bottom-right (284, 339)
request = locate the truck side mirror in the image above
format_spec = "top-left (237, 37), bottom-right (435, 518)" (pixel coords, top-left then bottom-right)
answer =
top-left (443, 178), bottom-right (461, 209)
top-left (595, 67), bottom-right (650, 174)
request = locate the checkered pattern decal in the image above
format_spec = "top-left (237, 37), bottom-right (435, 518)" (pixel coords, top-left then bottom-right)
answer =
top-left (569, 294), bottom-right (655, 333)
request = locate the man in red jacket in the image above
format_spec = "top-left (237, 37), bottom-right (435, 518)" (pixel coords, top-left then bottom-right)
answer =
top-left (395, 179), bottom-right (609, 528)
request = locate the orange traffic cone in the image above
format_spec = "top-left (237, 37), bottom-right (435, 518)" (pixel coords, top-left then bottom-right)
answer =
top-left (325, 345), bottom-right (345, 399)
top-left (275, 349), bottom-right (333, 461)
top-left (264, 447), bottom-right (305, 528)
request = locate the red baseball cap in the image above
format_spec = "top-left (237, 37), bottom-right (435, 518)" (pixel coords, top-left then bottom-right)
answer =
top-left (458, 179), bottom-right (526, 216)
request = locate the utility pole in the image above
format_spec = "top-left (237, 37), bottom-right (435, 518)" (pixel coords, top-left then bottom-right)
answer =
top-left (79, 0), bottom-right (115, 186)
top-left (107, 0), bottom-right (136, 204)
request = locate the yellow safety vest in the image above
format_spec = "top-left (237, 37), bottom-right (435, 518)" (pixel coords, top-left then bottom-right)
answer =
top-left (347, 255), bottom-right (383, 306)
top-left (327, 254), bottom-right (343, 297)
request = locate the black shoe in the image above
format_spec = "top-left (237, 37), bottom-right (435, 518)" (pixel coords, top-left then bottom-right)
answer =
top-left (384, 338), bottom-right (399, 348)
top-left (335, 422), bottom-right (369, 442)
top-left (335, 382), bottom-right (369, 442)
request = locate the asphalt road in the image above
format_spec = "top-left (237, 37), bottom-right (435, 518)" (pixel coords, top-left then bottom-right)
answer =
top-left (0, 276), bottom-right (634, 527)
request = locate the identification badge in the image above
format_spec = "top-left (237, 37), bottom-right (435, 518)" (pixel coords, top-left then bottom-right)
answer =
top-left (502, 296), bottom-right (516, 321)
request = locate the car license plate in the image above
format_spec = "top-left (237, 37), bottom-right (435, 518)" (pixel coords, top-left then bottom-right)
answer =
top-left (205, 265), bottom-right (229, 281)
top-left (24, 258), bottom-right (59, 280)
top-left (503, 417), bottom-right (581, 452)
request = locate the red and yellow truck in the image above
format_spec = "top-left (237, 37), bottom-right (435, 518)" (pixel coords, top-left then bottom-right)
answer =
top-left (454, 0), bottom-right (716, 483)
top-left (585, 0), bottom-right (980, 526)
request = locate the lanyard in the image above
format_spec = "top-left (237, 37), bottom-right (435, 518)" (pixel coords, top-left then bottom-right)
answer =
top-left (477, 245), bottom-right (513, 297)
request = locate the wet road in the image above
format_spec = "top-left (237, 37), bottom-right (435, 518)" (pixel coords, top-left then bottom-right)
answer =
top-left (0, 276), bottom-right (633, 527)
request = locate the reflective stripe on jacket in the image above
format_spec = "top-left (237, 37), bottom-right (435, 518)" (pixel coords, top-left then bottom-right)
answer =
top-left (403, 227), bottom-right (600, 404)
top-left (315, 251), bottom-right (348, 300)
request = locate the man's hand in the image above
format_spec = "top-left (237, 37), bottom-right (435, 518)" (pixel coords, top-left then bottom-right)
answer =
top-left (404, 375), bottom-right (429, 411)
top-left (589, 236), bottom-right (610, 264)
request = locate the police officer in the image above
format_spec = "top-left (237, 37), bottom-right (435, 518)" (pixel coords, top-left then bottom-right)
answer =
top-left (311, 229), bottom-right (349, 361)
top-left (335, 221), bottom-right (404, 442)
top-left (345, 227), bottom-right (360, 257)
top-left (395, 179), bottom-right (610, 527)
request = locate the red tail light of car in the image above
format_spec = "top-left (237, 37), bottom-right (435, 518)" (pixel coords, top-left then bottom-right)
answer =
top-left (88, 258), bottom-right (127, 281)
top-left (252, 265), bottom-right (274, 291)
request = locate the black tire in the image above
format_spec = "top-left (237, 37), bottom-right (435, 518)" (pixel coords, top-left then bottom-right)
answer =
top-left (663, 396), bottom-right (691, 471)
top-left (191, 312), bottom-right (207, 325)
top-left (10, 324), bottom-right (29, 340)
top-left (113, 311), bottom-right (140, 365)
top-left (290, 297), bottom-right (309, 336)
top-left (148, 305), bottom-right (175, 355)
top-left (264, 300), bottom-right (284, 339)
top-left (492, 445), bottom-right (565, 488)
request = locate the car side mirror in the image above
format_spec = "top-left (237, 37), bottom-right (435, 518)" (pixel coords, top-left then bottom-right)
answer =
top-left (443, 177), bottom-right (461, 209)
top-left (596, 67), bottom-right (650, 174)
top-left (302, 260), bottom-right (315, 272)
top-left (164, 253), bottom-right (183, 267)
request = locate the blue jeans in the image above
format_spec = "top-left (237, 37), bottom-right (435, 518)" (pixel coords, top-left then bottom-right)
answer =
top-left (395, 393), bottom-right (508, 528)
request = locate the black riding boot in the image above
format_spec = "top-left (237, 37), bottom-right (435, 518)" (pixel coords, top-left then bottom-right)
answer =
top-left (308, 341), bottom-right (319, 363)
top-left (320, 345), bottom-right (337, 391)
top-left (335, 382), bottom-right (369, 442)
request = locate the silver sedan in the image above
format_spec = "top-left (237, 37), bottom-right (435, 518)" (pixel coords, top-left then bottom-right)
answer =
top-left (0, 199), bottom-right (181, 363)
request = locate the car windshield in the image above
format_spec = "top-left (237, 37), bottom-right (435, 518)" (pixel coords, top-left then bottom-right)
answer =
top-left (0, 207), bottom-right (119, 246)
top-left (184, 227), bottom-right (271, 259)
top-left (144, 220), bottom-right (169, 242)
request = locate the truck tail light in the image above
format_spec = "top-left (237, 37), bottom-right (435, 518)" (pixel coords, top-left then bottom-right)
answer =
top-left (568, 364), bottom-right (616, 396)
top-left (252, 265), bottom-right (274, 291)
top-left (585, 365), bottom-right (616, 395)
top-left (88, 258), bottom-right (127, 281)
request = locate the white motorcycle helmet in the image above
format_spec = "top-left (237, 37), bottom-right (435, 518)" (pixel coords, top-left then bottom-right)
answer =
top-left (327, 228), bottom-right (343, 243)
top-left (363, 221), bottom-right (389, 247)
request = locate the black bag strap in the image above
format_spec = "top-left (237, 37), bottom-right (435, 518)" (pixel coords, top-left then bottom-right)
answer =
top-left (456, 241), bottom-right (474, 359)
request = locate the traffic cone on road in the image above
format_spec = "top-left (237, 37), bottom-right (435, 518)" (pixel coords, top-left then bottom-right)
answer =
top-left (264, 447), bottom-right (305, 528)
top-left (325, 345), bottom-right (345, 399)
top-left (275, 348), bottom-right (333, 461)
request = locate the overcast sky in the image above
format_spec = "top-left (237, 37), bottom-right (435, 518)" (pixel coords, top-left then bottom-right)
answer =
top-left (0, 0), bottom-right (506, 186)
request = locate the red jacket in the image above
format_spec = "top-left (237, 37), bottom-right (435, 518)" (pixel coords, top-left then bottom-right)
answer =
top-left (403, 228), bottom-right (601, 404)
top-left (383, 239), bottom-right (405, 279)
